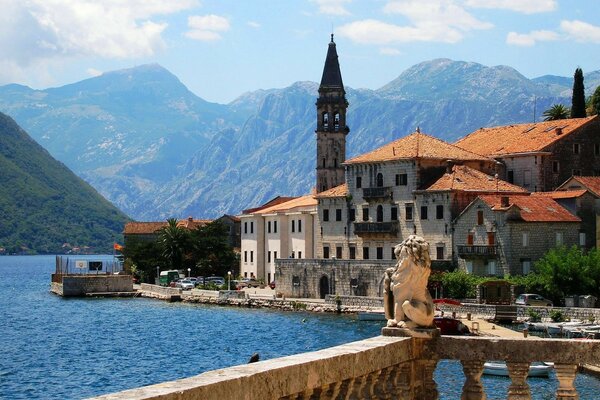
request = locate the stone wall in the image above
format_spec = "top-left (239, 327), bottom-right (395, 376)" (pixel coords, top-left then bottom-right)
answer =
top-left (275, 259), bottom-right (393, 298)
top-left (52, 275), bottom-right (133, 296)
top-left (140, 283), bottom-right (182, 300)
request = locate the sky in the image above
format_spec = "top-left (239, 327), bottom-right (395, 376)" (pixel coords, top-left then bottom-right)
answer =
top-left (1, 0), bottom-right (599, 104)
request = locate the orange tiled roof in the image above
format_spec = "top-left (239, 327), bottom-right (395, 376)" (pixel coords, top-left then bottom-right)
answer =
top-left (532, 190), bottom-right (589, 199)
top-left (315, 183), bottom-right (348, 198)
top-left (567, 176), bottom-right (600, 198)
top-left (344, 131), bottom-right (491, 165)
top-left (255, 194), bottom-right (317, 214)
top-left (242, 196), bottom-right (298, 214)
top-left (124, 218), bottom-right (212, 234)
top-left (455, 116), bottom-right (597, 156)
top-left (478, 195), bottom-right (580, 222)
top-left (426, 165), bottom-right (528, 193)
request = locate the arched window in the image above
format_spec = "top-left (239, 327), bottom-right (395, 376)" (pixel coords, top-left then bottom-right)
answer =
top-left (377, 205), bottom-right (383, 222)
top-left (334, 158), bottom-right (338, 168)
top-left (322, 158), bottom-right (326, 168)
top-left (322, 112), bottom-right (329, 130)
top-left (376, 173), bottom-right (384, 187)
top-left (334, 112), bottom-right (340, 131)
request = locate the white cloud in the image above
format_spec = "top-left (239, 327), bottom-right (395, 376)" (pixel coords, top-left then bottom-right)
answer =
top-left (86, 68), bottom-right (103, 77)
top-left (506, 30), bottom-right (559, 46)
top-left (247, 21), bottom-right (261, 29)
top-left (465, 0), bottom-right (557, 14)
top-left (560, 20), bottom-right (600, 43)
top-left (310, 0), bottom-right (351, 16)
top-left (186, 14), bottom-right (230, 41)
top-left (380, 47), bottom-right (402, 56)
top-left (339, 1), bottom-right (492, 45)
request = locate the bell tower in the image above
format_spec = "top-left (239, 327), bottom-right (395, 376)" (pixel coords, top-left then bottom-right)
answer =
top-left (316, 34), bottom-right (349, 193)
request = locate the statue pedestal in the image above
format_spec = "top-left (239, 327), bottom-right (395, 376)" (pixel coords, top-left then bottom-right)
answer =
top-left (381, 326), bottom-right (440, 339)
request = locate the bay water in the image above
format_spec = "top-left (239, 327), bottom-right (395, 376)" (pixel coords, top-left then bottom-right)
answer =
top-left (0, 256), bottom-right (598, 399)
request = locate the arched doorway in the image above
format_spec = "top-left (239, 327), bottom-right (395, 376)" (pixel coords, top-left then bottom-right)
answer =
top-left (319, 275), bottom-right (330, 299)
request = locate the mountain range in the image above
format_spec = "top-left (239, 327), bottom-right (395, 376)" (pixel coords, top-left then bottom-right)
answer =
top-left (0, 112), bottom-right (129, 254)
top-left (0, 59), bottom-right (598, 221)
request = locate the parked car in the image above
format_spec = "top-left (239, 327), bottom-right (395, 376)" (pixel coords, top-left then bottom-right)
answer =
top-left (205, 276), bottom-right (225, 286)
top-left (176, 279), bottom-right (195, 290)
top-left (515, 294), bottom-right (553, 307)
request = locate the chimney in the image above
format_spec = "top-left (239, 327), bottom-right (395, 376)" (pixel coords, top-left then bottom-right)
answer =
top-left (446, 159), bottom-right (454, 173)
top-left (555, 127), bottom-right (563, 135)
top-left (188, 216), bottom-right (193, 222)
top-left (500, 196), bottom-right (510, 208)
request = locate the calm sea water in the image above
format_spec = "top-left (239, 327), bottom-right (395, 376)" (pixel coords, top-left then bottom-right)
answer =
top-left (0, 256), bottom-right (598, 399)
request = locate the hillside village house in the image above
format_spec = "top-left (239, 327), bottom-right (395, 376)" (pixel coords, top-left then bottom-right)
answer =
top-left (455, 116), bottom-right (600, 191)
top-left (454, 195), bottom-right (580, 276)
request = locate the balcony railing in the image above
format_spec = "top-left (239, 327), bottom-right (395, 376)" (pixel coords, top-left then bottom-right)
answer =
top-left (362, 186), bottom-right (393, 200)
top-left (457, 245), bottom-right (497, 257)
top-left (354, 221), bottom-right (399, 235)
top-left (92, 335), bottom-right (599, 400)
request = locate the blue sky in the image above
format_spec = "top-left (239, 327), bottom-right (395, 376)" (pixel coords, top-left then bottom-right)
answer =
top-left (1, 0), bottom-right (599, 103)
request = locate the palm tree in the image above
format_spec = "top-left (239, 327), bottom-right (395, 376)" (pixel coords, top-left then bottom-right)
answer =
top-left (159, 218), bottom-right (188, 270)
top-left (542, 104), bottom-right (569, 121)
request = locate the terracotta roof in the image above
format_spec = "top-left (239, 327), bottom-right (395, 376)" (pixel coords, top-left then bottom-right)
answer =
top-left (315, 183), bottom-right (348, 198)
top-left (478, 195), bottom-right (580, 222)
top-left (566, 176), bottom-right (600, 197)
top-left (242, 196), bottom-right (298, 214)
top-left (426, 165), bottom-right (528, 193)
top-left (255, 195), bottom-right (317, 214)
top-left (344, 131), bottom-right (491, 165)
top-left (532, 190), bottom-right (589, 199)
top-left (455, 116), bottom-right (597, 156)
top-left (124, 218), bottom-right (212, 234)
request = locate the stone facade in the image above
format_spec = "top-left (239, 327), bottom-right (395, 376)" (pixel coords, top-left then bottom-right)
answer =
top-left (51, 275), bottom-right (133, 296)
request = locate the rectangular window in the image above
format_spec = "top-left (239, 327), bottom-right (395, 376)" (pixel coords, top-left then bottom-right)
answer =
top-left (467, 233), bottom-right (474, 245)
top-left (522, 259), bottom-right (531, 274)
top-left (323, 209), bottom-right (329, 222)
top-left (274, 221), bottom-right (278, 233)
top-left (349, 247), bottom-right (356, 260)
top-left (391, 247), bottom-right (396, 260)
top-left (436, 205), bottom-right (444, 220)
top-left (573, 143), bottom-right (580, 154)
top-left (298, 219), bottom-right (302, 233)
top-left (488, 232), bottom-right (495, 245)
top-left (356, 176), bottom-right (362, 189)
top-left (267, 251), bottom-right (271, 263)
top-left (465, 261), bottom-right (473, 274)
top-left (244, 251), bottom-right (247, 263)
top-left (323, 246), bottom-right (330, 259)
top-left (405, 204), bottom-right (413, 220)
top-left (268, 221), bottom-right (271, 233)
top-left (396, 173), bottom-right (407, 186)
top-left (244, 272), bottom-right (248, 278)
top-left (291, 220), bottom-right (295, 233)
top-left (420, 206), bottom-right (428, 220)
top-left (507, 170), bottom-right (514, 183)
top-left (244, 222), bottom-right (248, 234)
top-left (336, 209), bottom-right (342, 221)
top-left (391, 206), bottom-right (398, 220)
top-left (436, 246), bottom-right (444, 260)
top-left (298, 251), bottom-right (302, 259)
top-left (556, 232), bottom-right (563, 246)
top-left (522, 232), bottom-right (529, 247)
top-left (336, 246), bottom-right (342, 259)
top-left (376, 247), bottom-right (383, 260)
top-left (250, 251), bottom-right (254, 263)
top-left (362, 207), bottom-right (369, 221)
top-left (250, 221), bottom-right (254, 234)
top-left (552, 161), bottom-right (560, 173)
top-left (477, 210), bottom-right (484, 225)
top-left (488, 261), bottom-right (497, 276)
top-left (363, 247), bottom-right (369, 260)
top-left (274, 251), bottom-right (277, 260)
top-left (580, 232), bottom-right (586, 247)
top-left (349, 208), bottom-right (356, 221)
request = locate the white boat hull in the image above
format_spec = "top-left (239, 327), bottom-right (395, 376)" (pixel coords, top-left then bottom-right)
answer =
top-left (483, 362), bottom-right (552, 378)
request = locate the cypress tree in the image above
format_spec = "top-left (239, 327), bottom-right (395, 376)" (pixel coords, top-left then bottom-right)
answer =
top-left (571, 67), bottom-right (586, 118)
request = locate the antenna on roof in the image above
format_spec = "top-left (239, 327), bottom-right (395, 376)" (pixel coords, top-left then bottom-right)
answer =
top-left (416, 126), bottom-right (421, 133)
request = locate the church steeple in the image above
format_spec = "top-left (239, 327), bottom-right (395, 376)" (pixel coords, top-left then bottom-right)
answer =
top-left (316, 35), bottom-right (349, 193)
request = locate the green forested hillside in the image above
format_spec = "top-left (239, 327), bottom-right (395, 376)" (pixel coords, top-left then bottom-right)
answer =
top-left (0, 112), bottom-right (129, 254)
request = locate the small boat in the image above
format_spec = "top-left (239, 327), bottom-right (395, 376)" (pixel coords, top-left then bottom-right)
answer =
top-left (483, 361), bottom-right (552, 378)
top-left (357, 311), bottom-right (386, 321)
top-left (434, 316), bottom-right (470, 335)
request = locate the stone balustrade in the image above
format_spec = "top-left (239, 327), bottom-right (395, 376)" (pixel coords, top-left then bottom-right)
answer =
top-left (89, 334), bottom-right (600, 400)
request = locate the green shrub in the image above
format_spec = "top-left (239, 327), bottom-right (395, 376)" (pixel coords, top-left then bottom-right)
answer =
top-left (549, 310), bottom-right (565, 323)
top-left (527, 309), bottom-right (541, 322)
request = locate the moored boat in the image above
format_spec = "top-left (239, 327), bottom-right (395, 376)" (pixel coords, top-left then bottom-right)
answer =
top-left (483, 361), bottom-right (552, 378)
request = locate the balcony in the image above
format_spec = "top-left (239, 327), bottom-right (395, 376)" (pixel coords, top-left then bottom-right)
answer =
top-left (354, 221), bottom-right (399, 236)
top-left (457, 245), bottom-right (497, 257)
top-left (94, 335), bottom-right (599, 399)
top-left (362, 186), bottom-right (393, 201)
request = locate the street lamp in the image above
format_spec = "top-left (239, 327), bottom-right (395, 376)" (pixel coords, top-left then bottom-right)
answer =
top-left (156, 266), bottom-right (160, 285)
top-left (228, 271), bottom-right (232, 290)
top-left (187, 268), bottom-right (191, 278)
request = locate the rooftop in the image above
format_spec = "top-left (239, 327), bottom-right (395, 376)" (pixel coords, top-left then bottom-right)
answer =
top-left (124, 217), bottom-right (212, 234)
top-left (242, 196), bottom-right (298, 214)
top-left (315, 183), bottom-right (348, 198)
top-left (455, 116), bottom-right (597, 156)
top-left (254, 194), bottom-right (317, 215)
top-left (561, 176), bottom-right (600, 198)
top-left (345, 131), bottom-right (491, 165)
top-left (532, 190), bottom-right (589, 199)
top-left (425, 165), bottom-right (527, 193)
top-left (478, 195), bottom-right (580, 222)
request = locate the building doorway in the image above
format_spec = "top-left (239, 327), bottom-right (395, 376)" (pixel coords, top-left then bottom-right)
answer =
top-left (319, 275), bottom-right (330, 299)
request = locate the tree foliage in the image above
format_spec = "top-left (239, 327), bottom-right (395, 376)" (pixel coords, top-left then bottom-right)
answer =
top-left (590, 86), bottom-right (600, 116)
top-left (542, 104), bottom-right (569, 121)
top-left (571, 68), bottom-right (586, 118)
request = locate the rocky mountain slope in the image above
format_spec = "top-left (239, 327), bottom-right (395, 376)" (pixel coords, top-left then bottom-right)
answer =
top-left (0, 60), bottom-right (596, 220)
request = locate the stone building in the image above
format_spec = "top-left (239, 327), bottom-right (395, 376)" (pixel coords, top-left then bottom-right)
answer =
top-left (453, 194), bottom-right (580, 276)
top-left (216, 214), bottom-right (241, 250)
top-left (455, 116), bottom-right (600, 192)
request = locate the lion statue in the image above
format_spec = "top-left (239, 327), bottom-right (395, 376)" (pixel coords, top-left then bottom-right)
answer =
top-left (384, 235), bottom-right (435, 329)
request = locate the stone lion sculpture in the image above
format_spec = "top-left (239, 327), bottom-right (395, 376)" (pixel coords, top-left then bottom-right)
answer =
top-left (384, 235), bottom-right (435, 329)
